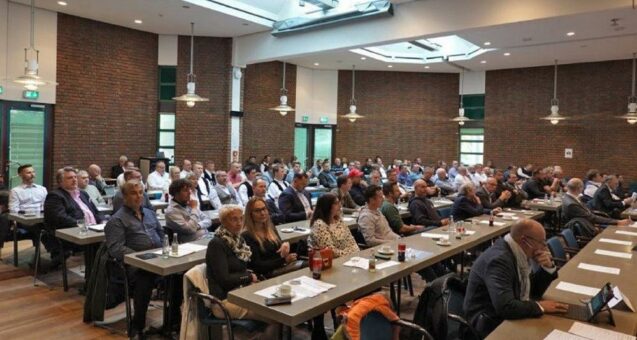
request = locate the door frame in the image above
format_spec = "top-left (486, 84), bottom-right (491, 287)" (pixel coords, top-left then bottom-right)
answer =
top-left (294, 123), bottom-right (336, 169)
top-left (1, 100), bottom-right (54, 188)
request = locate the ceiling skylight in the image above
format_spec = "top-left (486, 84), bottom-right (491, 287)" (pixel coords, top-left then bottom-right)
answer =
top-left (351, 35), bottom-right (493, 64)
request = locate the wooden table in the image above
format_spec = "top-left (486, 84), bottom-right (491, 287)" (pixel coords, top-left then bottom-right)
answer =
top-left (490, 225), bottom-right (637, 338)
top-left (621, 207), bottom-right (637, 219)
top-left (8, 212), bottom-right (45, 267)
top-left (227, 211), bottom-right (544, 327)
top-left (56, 227), bottom-right (106, 290)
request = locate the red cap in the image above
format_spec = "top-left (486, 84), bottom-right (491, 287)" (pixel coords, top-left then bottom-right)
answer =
top-left (348, 168), bottom-right (364, 178)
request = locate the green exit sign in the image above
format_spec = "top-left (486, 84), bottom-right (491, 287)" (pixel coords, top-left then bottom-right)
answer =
top-left (319, 117), bottom-right (329, 124)
top-left (23, 90), bottom-right (39, 100)
top-left (302, 115), bottom-right (309, 122)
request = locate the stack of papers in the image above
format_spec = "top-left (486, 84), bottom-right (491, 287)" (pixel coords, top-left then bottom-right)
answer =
top-left (544, 329), bottom-right (588, 340)
top-left (153, 242), bottom-right (207, 257)
top-left (594, 249), bottom-right (632, 259)
top-left (555, 281), bottom-right (599, 296)
top-left (577, 262), bottom-right (620, 275)
top-left (254, 275), bottom-right (336, 303)
top-left (343, 257), bottom-right (400, 271)
top-left (616, 230), bottom-right (637, 237)
top-left (599, 238), bottom-right (632, 246)
top-left (421, 233), bottom-right (449, 240)
top-left (88, 223), bottom-right (106, 232)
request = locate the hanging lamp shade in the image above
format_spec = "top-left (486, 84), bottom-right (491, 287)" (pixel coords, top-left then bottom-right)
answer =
top-left (173, 22), bottom-right (208, 107)
top-left (451, 69), bottom-right (473, 125)
top-left (541, 60), bottom-right (568, 125)
top-left (615, 53), bottom-right (637, 125)
top-left (340, 65), bottom-right (364, 122)
top-left (269, 62), bottom-right (295, 116)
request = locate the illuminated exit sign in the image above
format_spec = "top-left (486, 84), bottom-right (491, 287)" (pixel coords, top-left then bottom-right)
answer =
top-left (23, 90), bottom-right (39, 100)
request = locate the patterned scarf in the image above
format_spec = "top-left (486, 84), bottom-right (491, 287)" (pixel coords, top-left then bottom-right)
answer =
top-left (214, 226), bottom-right (252, 263)
top-left (504, 233), bottom-right (531, 301)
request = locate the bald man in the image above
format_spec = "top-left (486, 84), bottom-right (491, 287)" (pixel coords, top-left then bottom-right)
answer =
top-left (408, 179), bottom-right (449, 228)
top-left (464, 219), bottom-right (565, 337)
top-left (562, 178), bottom-right (629, 226)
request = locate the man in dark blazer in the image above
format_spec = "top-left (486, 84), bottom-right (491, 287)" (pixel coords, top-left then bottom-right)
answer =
top-left (562, 178), bottom-right (629, 226)
top-left (408, 179), bottom-right (449, 228)
top-left (451, 183), bottom-right (492, 221)
top-left (591, 175), bottom-right (634, 219)
top-left (464, 219), bottom-right (566, 337)
top-left (111, 155), bottom-right (128, 179)
top-left (278, 173), bottom-right (312, 223)
top-left (522, 169), bottom-right (549, 200)
top-left (44, 167), bottom-right (103, 264)
top-left (476, 177), bottom-right (511, 210)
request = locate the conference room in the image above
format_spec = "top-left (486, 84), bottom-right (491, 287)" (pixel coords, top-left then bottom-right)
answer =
top-left (1, 0), bottom-right (637, 339)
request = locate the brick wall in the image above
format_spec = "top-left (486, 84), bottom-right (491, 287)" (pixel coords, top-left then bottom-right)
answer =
top-left (484, 59), bottom-right (637, 180)
top-left (335, 70), bottom-right (459, 164)
top-left (174, 36), bottom-right (232, 170)
top-left (241, 61), bottom-right (296, 165)
top-left (55, 14), bottom-right (158, 180)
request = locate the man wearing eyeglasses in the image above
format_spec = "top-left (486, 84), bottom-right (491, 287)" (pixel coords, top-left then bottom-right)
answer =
top-left (463, 219), bottom-right (567, 338)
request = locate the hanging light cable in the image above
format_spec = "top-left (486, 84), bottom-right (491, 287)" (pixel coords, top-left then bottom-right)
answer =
top-left (615, 53), bottom-right (637, 125)
top-left (341, 65), bottom-right (364, 122)
top-left (173, 22), bottom-right (209, 107)
top-left (269, 61), bottom-right (295, 116)
top-left (451, 68), bottom-right (472, 125)
top-left (12, 0), bottom-right (57, 91)
top-left (541, 60), bottom-right (568, 125)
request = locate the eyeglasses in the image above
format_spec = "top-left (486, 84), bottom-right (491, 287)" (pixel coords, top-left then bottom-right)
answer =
top-left (524, 234), bottom-right (547, 248)
top-left (252, 207), bottom-right (267, 213)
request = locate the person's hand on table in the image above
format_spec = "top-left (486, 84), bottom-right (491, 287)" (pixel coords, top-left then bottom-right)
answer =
top-left (251, 273), bottom-right (259, 283)
top-left (284, 253), bottom-right (298, 264)
top-left (440, 218), bottom-right (450, 226)
top-left (617, 219), bottom-right (631, 226)
top-left (491, 207), bottom-right (503, 215)
top-left (538, 300), bottom-right (569, 314)
top-left (277, 242), bottom-right (291, 258)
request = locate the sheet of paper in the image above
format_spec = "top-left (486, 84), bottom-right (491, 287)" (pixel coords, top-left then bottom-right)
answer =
top-left (595, 249), bottom-right (633, 259)
top-left (376, 260), bottom-right (400, 270)
top-left (599, 238), bottom-right (632, 246)
top-left (341, 216), bottom-right (355, 222)
top-left (88, 223), bottom-right (106, 232)
top-left (179, 243), bottom-right (208, 253)
top-left (479, 220), bottom-right (506, 226)
top-left (543, 329), bottom-right (588, 340)
top-left (421, 233), bottom-right (449, 240)
top-left (555, 281), bottom-right (599, 296)
top-left (343, 257), bottom-right (369, 270)
top-left (615, 230), bottom-right (637, 237)
top-left (577, 262), bottom-right (620, 275)
top-left (464, 230), bottom-right (476, 235)
top-left (254, 275), bottom-right (336, 303)
top-left (569, 321), bottom-right (636, 340)
top-left (253, 285), bottom-right (306, 303)
top-left (153, 248), bottom-right (196, 257)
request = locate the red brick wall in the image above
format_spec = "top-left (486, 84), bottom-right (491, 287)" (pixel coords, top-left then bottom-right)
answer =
top-left (335, 70), bottom-right (459, 164)
top-left (174, 36), bottom-right (232, 170)
top-left (242, 61), bottom-right (296, 164)
top-left (55, 14), bottom-right (158, 180)
top-left (484, 59), bottom-right (637, 180)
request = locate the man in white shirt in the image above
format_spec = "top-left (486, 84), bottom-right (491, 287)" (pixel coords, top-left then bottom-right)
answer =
top-left (238, 165), bottom-right (258, 206)
top-left (146, 161), bottom-right (170, 192)
top-left (180, 159), bottom-right (192, 179)
top-left (583, 169), bottom-right (603, 199)
top-left (204, 161), bottom-right (216, 186)
top-left (454, 166), bottom-right (473, 190)
top-left (192, 161), bottom-right (214, 210)
top-left (471, 164), bottom-right (487, 187)
top-left (267, 164), bottom-right (289, 202)
top-left (9, 164), bottom-right (48, 213)
top-left (116, 161), bottom-right (136, 188)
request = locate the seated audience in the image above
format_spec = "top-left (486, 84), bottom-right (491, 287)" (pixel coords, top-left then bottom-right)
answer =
top-left (214, 170), bottom-right (240, 207)
top-left (253, 178), bottom-right (285, 225)
top-left (409, 179), bottom-right (449, 229)
top-left (476, 177), bottom-right (511, 210)
top-left (111, 155), bottom-right (128, 179)
top-left (78, 170), bottom-right (105, 206)
top-left (242, 197), bottom-right (298, 278)
top-left (227, 162), bottom-right (244, 189)
top-left (470, 164), bottom-right (487, 187)
top-left (180, 159), bottom-right (192, 179)
top-left (112, 170), bottom-right (152, 213)
top-left (361, 158), bottom-right (374, 175)
top-left (191, 162), bottom-right (214, 210)
top-left (452, 183), bottom-right (493, 221)
top-left (146, 161), bottom-right (170, 192)
top-left (238, 165), bottom-right (258, 206)
top-left (165, 179), bottom-right (211, 243)
top-left (309, 193), bottom-right (359, 257)
top-left (10, 164), bottom-right (48, 214)
top-left (517, 163), bottom-right (533, 179)
top-left (368, 169), bottom-right (383, 187)
top-left (87, 164), bottom-right (107, 195)
top-left (583, 169), bottom-right (603, 200)
top-left (330, 158), bottom-right (345, 175)
top-left (331, 175), bottom-right (360, 214)
top-left (285, 161), bottom-right (302, 183)
top-left (104, 180), bottom-right (166, 338)
top-left (259, 155), bottom-right (272, 175)
top-left (500, 172), bottom-right (528, 208)
top-left (348, 168), bottom-right (367, 206)
top-left (591, 175), bottom-right (634, 219)
top-left (204, 161), bottom-right (216, 186)
top-left (278, 173), bottom-right (312, 223)
top-left (318, 161), bottom-right (337, 189)
top-left (397, 165), bottom-right (414, 187)
top-left (380, 182), bottom-right (423, 235)
top-left (434, 168), bottom-right (456, 195)
top-left (464, 219), bottom-right (564, 337)
top-left (169, 166), bottom-right (181, 183)
top-left (522, 170), bottom-right (549, 200)
top-left (116, 161), bottom-right (136, 188)
top-left (358, 185), bottom-right (400, 246)
top-left (453, 166), bottom-right (473, 191)
top-left (267, 164), bottom-right (290, 202)
top-left (448, 160), bottom-right (459, 179)
top-left (310, 159), bottom-right (323, 178)
top-left (562, 178), bottom-right (629, 226)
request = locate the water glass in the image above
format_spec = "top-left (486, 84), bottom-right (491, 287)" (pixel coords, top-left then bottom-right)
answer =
top-left (77, 219), bottom-right (88, 235)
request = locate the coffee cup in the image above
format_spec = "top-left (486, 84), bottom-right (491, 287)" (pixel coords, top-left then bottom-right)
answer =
top-left (380, 245), bottom-right (392, 253)
top-left (277, 284), bottom-right (292, 297)
top-left (439, 238), bottom-right (450, 245)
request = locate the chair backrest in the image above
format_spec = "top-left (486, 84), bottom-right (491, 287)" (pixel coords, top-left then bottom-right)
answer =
top-left (561, 229), bottom-right (579, 249)
top-left (547, 237), bottom-right (566, 260)
top-left (360, 311), bottom-right (394, 340)
top-left (104, 185), bottom-right (116, 197)
top-left (412, 273), bottom-right (455, 340)
top-left (352, 228), bottom-right (368, 247)
top-left (443, 275), bottom-right (467, 339)
top-left (438, 207), bottom-right (452, 219)
top-left (565, 218), bottom-right (596, 239)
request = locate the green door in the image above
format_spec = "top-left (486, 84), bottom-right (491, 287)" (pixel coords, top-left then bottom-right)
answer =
top-left (8, 107), bottom-right (46, 188)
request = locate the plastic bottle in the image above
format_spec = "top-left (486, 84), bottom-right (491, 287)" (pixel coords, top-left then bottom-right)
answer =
top-left (162, 234), bottom-right (170, 259)
top-left (312, 250), bottom-right (323, 280)
top-left (171, 233), bottom-right (179, 256)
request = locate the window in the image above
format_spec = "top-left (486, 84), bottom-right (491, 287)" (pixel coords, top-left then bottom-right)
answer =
top-left (459, 128), bottom-right (484, 166)
top-left (159, 66), bottom-right (176, 101)
top-left (158, 113), bottom-right (175, 164)
top-left (294, 126), bottom-right (308, 169)
top-left (8, 108), bottom-right (45, 188)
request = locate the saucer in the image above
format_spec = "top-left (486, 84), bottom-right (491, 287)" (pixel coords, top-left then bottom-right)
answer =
top-left (273, 291), bottom-right (296, 298)
top-left (377, 249), bottom-right (395, 255)
top-left (436, 241), bottom-right (451, 247)
top-left (280, 228), bottom-right (294, 233)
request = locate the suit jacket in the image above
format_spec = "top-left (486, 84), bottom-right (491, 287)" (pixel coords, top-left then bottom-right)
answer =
top-left (44, 188), bottom-right (103, 230)
top-left (349, 184), bottom-right (366, 206)
top-left (522, 179), bottom-right (547, 200)
top-left (451, 195), bottom-right (487, 221)
top-left (408, 196), bottom-right (442, 228)
top-left (464, 238), bottom-right (557, 337)
top-left (499, 182), bottom-right (528, 208)
top-left (111, 165), bottom-right (125, 179)
top-left (591, 184), bottom-right (625, 218)
top-left (266, 198), bottom-right (285, 225)
top-left (476, 186), bottom-right (506, 210)
top-left (278, 186), bottom-right (312, 223)
top-left (562, 193), bottom-right (616, 225)
top-left (203, 170), bottom-right (216, 186)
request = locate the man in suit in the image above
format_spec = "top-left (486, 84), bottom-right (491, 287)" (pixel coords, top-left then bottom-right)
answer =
top-left (278, 172), bottom-right (312, 223)
top-left (522, 169), bottom-right (549, 200)
top-left (476, 177), bottom-right (511, 210)
top-left (204, 161), bottom-right (217, 186)
top-left (562, 178), bottom-right (629, 226)
top-left (408, 179), bottom-right (449, 229)
top-left (464, 219), bottom-right (566, 337)
top-left (498, 172), bottom-right (528, 208)
top-left (451, 183), bottom-right (492, 221)
top-left (253, 178), bottom-right (285, 225)
top-left (111, 155), bottom-right (128, 179)
top-left (44, 167), bottom-right (103, 264)
top-left (591, 175), bottom-right (634, 219)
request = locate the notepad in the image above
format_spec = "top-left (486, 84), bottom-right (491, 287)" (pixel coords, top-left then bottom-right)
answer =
top-left (88, 223), bottom-right (106, 232)
top-left (568, 321), bottom-right (636, 340)
top-left (555, 281), bottom-right (599, 296)
top-left (421, 233), bottom-right (449, 240)
top-left (595, 249), bottom-right (632, 259)
top-left (577, 262), bottom-right (620, 275)
top-left (599, 238), bottom-right (632, 246)
top-left (543, 329), bottom-right (588, 340)
top-left (616, 230), bottom-right (637, 237)
top-left (342, 217), bottom-right (355, 222)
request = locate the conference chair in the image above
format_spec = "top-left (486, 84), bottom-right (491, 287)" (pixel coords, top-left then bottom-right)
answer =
top-left (547, 237), bottom-right (576, 268)
top-left (560, 229), bottom-right (584, 252)
top-left (33, 229), bottom-right (68, 291)
top-left (360, 311), bottom-right (434, 340)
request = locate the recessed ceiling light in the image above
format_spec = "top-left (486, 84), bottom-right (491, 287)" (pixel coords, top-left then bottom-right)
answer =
top-left (134, 19), bottom-right (143, 24)
top-left (480, 60), bottom-right (487, 64)
top-left (313, 62), bottom-right (319, 66)
top-left (387, 65), bottom-right (393, 68)
top-left (484, 41), bottom-right (491, 46)
top-left (360, 57), bottom-right (367, 60)
top-left (57, 1), bottom-right (68, 5)
top-left (424, 66), bottom-right (430, 69)
top-left (503, 52), bottom-right (511, 56)
top-left (566, 32), bottom-right (575, 36)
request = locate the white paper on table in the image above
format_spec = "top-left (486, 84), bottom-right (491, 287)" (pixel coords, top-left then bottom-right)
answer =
top-left (479, 220), bottom-right (506, 226)
top-left (421, 233), bottom-right (449, 240)
top-left (254, 275), bottom-right (336, 303)
top-left (464, 230), bottom-right (476, 235)
top-left (376, 260), bottom-right (400, 270)
top-left (179, 243), bottom-right (208, 253)
top-left (568, 321), bottom-right (636, 340)
top-left (577, 262), bottom-right (620, 275)
top-left (616, 230), bottom-right (637, 237)
top-left (343, 257), bottom-right (370, 270)
top-left (595, 249), bottom-right (633, 259)
top-left (153, 248), bottom-right (196, 257)
top-left (627, 222), bottom-right (637, 229)
top-left (543, 329), bottom-right (589, 340)
top-left (498, 212), bottom-right (517, 217)
top-left (341, 217), bottom-right (355, 222)
top-left (608, 286), bottom-right (635, 312)
top-left (88, 223), bottom-right (106, 232)
top-left (555, 281), bottom-right (599, 296)
top-left (599, 238), bottom-right (632, 246)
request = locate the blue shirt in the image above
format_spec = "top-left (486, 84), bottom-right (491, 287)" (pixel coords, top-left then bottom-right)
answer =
top-left (397, 172), bottom-right (414, 186)
top-left (104, 205), bottom-right (164, 261)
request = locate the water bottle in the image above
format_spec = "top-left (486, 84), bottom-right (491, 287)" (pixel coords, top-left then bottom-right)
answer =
top-left (548, 192), bottom-right (554, 204)
top-left (489, 211), bottom-right (495, 227)
top-left (448, 216), bottom-right (456, 240)
top-left (312, 250), bottom-right (323, 280)
top-left (544, 193), bottom-right (548, 203)
top-left (171, 233), bottom-right (179, 256)
top-left (162, 234), bottom-right (170, 259)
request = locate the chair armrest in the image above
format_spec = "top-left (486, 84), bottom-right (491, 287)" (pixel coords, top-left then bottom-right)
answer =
top-left (563, 247), bottom-right (579, 255)
top-left (393, 319), bottom-right (434, 340)
top-left (592, 210), bottom-right (610, 218)
top-left (553, 257), bottom-right (568, 267)
top-left (448, 313), bottom-right (484, 340)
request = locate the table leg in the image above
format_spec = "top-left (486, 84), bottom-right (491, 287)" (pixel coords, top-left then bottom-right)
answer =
top-left (82, 243), bottom-right (98, 293)
top-left (162, 275), bottom-right (173, 335)
top-left (397, 279), bottom-right (402, 316)
top-left (13, 223), bottom-right (18, 267)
